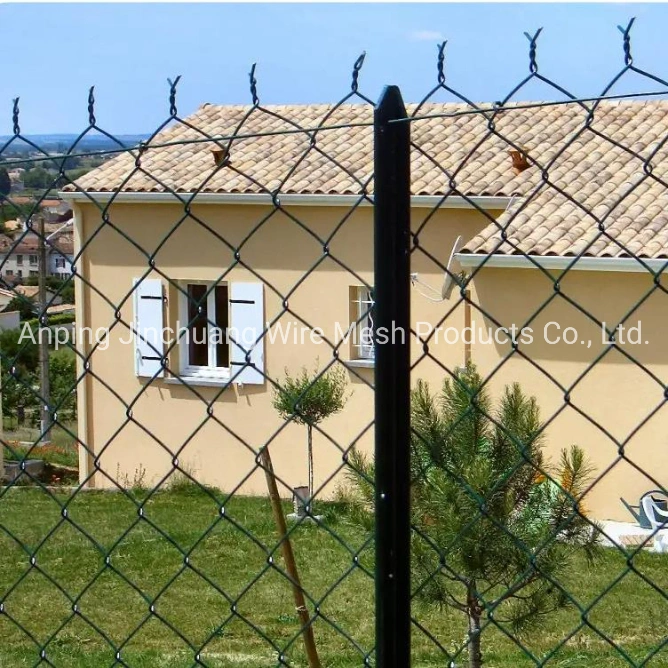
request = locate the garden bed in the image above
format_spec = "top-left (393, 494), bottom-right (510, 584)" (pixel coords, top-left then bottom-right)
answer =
top-left (3, 458), bottom-right (78, 486)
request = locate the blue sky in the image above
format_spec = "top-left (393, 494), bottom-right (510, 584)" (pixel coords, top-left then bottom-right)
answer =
top-left (2, 2), bottom-right (668, 135)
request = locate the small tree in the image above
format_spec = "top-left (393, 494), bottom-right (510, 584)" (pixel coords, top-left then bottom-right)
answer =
top-left (273, 364), bottom-right (348, 507)
top-left (49, 348), bottom-right (77, 419)
top-left (0, 327), bottom-right (39, 420)
top-left (3, 296), bottom-right (36, 321)
top-left (346, 362), bottom-right (598, 668)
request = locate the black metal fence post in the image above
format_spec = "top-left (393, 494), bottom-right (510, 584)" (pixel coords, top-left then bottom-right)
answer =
top-left (374, 85), bottom-right (411, 667)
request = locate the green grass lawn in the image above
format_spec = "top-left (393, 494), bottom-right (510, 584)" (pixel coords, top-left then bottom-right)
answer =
top-left (0, 487), bottom-right (667, 667)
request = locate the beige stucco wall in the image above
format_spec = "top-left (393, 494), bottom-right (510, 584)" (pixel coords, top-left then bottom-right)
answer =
top-left (469, 267), bottom-right (668, 520)
top-left (74, 202), bottom-right (480, 502)
top-left (74, 201), bottom-right (668, 521)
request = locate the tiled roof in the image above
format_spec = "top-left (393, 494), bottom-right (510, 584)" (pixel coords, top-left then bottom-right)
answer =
top-left (9, 197), bottom-right (62, 208)
top-left (46, 303), bottom-right (75, 315)
top-left (14, 285), bottom-right (41, 299)
top-left (51, 235), bottom-right (73, 255)
top-left (67, 100), bottom-right (668, 258)
top-left (0, 231), bottom-right (72, 255)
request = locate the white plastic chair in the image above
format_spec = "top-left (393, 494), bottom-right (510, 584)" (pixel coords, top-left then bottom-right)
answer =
top-left (640, 492), bottom-right (668, 553)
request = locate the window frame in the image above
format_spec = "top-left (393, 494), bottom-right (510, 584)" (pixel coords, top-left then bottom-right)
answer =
top-left (16, 255), bottom-right (23, 266)
top-left (177, 280), bottom-right (230, 380)
top-left (29, 255), bottom-right (37, 265)
top-left (352, 285), bottom-right (375, 361)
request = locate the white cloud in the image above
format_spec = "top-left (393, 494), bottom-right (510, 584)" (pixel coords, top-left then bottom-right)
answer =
top-left (409, 30), bottom-right (444, 42)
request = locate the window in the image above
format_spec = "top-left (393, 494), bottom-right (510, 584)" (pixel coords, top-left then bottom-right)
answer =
top-left (29, 271), bottom-right (38, 277)
top-left (179, 282), bottom-right (230, 378)
top-left (133, 277), bottom-right (265, 384)
top-left (16, 255), bottom-right (23, 266)
top-left (352, 285), bottom-right (375, 360)
top-left (29, 255), bottom-right (37, 265)
top-left (16, 270), bottom-right (22, 278)
top-left (55, 258), bottom-right (66, 269)
top-left (5, 270), bottom-right (12, 277)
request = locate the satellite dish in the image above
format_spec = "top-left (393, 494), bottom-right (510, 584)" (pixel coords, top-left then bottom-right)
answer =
top-left (441, 235), bottom-right (464, 300)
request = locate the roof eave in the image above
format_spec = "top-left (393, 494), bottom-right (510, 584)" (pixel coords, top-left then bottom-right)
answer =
top-left (58, 191), bottom-right (511, 210)
top-left (457, 253), bottom-right (668, 273)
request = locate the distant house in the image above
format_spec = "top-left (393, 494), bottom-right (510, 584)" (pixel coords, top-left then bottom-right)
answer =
top-left (13, 284), bottom-right (61, 306)
top-left (41, 200), bottom-right (72, 222)
top-left (48, 233), bottom-right (74, 278)
top-left (0, 231), bottom-right (73, 282)
top-left (0, 285), bottom-right (50, 321)
top-left (4, 196), bottom-right (72, 224)
top-left (8, 170), bottom-right (24, 193)
top-left (0, 234), bottom-right (40, 281)
top-left (0, 287), bottom-right (16, 311)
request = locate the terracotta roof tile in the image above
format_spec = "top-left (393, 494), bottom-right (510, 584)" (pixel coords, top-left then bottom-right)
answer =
top-left (66, 100), bottom-right (668, 258)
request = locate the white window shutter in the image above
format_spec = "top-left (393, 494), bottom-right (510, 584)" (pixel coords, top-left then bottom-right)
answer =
top-left (230, 283), bottom-right (265, 385)
top-left (132, 278), bottom-right (165, 378)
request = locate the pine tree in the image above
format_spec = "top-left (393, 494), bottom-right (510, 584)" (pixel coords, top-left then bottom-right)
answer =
top-left (346, 362), bottom-right (598, 668)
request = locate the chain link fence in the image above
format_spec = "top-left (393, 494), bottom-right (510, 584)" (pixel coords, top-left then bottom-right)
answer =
top-left (1, 18), bottom-right (668, 667)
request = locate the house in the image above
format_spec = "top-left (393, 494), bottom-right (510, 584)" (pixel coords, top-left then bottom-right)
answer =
top-left (4, 196), bottom-right (72, 226)
top-left (41, 199), bottom-right (73, 223)
top-left (13, 284), bottom-right (64, 306)
top-left (60, 100), bottom-right (668, 522)
top-left (8, 169), bottom-right (25, 193)
top-left (0, 230), bottom-right (73, 282)
top-left (0, 234), bottom-right (40, 281)
top-left (48, 232), bottom-right (74, 278)
top-left (0, 287), bottom-right (17, 311)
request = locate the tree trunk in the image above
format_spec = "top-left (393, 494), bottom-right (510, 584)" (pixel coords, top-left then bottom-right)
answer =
top-left (259, 447), bottom-right (322, 668)
top-left (307, 423), bottom-right (314, 511)
top-left (467, 584), bottom-right (483, 668)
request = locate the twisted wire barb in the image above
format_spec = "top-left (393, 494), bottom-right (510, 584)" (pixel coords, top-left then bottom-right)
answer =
top-left (250, 63), bottom-right (259, 106)
top-left (437, 41), bottom-right (446, 84)
top-left (351, 52), bottom-right (366, 93)
top-left (168, 75), bottom-right (181, 117)
top-left (12, 98), bottom-right (20, 135)
top-left (618, 17), bottom-right (635, 66)
top-left (87, 86), bottom-right (96, 127)
top-left (524, 27), bottom-right (543, 74)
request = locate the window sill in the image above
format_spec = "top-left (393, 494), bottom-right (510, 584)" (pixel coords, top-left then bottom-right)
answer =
top-left (163, 376), bottom-right (232, 388)
top-left (346, 359), bottom-right (375, 369)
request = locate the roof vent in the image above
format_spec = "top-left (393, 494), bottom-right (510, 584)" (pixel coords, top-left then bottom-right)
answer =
top-left (211, 146), bottom-right (230, 168)
top-left (509, 148), bottom-right (530, 175)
